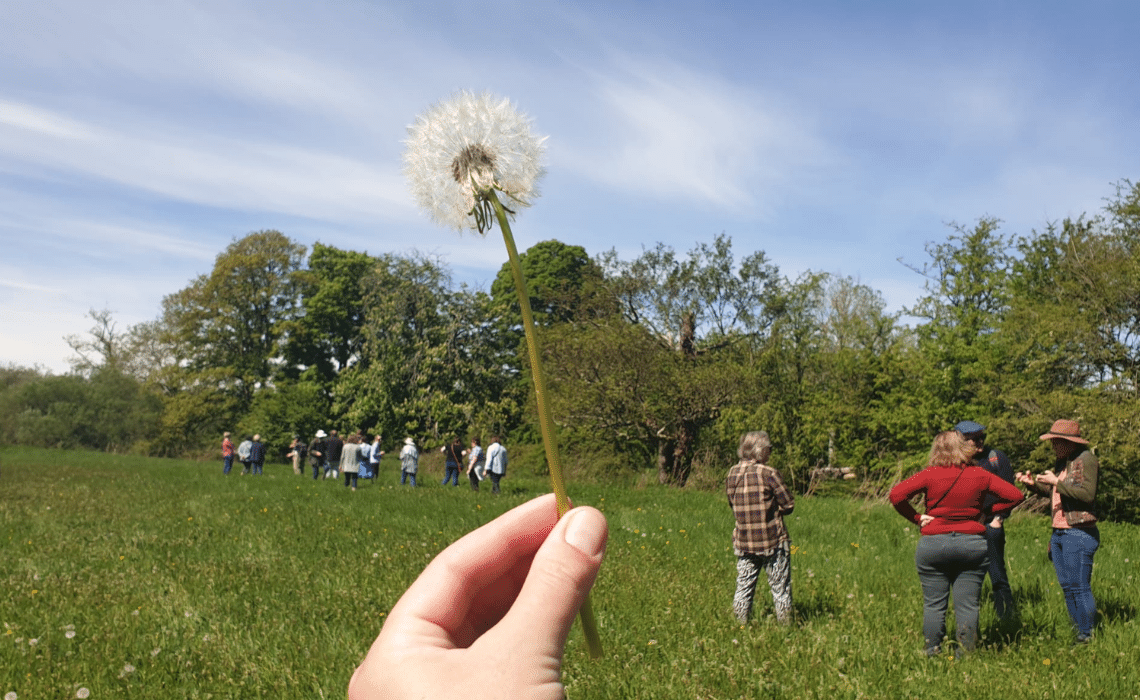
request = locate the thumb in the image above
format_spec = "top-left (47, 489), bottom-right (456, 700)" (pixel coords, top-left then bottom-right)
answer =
top-left (485, 506), bottom-right (607, 662)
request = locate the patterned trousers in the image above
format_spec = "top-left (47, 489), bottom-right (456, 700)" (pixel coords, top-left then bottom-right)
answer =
top-left (733, 543), bottom-right (793, 625)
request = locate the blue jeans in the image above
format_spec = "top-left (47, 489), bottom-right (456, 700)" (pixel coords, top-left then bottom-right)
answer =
top-left (252, 461), bottom-right (263, 475)
top-left (223, 455), bottom-right (233, 475)
top-left (1050, 526), bottom-right (1099, 638)
top-left (915, 533), bottom-right (989, 654)
top-left (442, 465), bottom-right (460, 485)
top-left (489, 472), bottom-right (502, 493)
top-left (984, 523), bottom-right (1014, 618)
top-left (401, 471), bottom-right (417, 487)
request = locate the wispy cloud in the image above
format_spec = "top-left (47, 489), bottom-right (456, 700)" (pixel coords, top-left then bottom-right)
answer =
top-left (555, 55), bottom-right (832, 212)
top-left (0, 99), bottom-right (412, 222)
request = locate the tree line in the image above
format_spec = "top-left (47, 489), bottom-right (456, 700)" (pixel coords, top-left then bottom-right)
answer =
top-left (2, 180), bottom-right (1138, 521)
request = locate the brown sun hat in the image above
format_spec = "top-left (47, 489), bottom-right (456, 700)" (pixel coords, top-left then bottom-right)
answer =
top-left (1039, 419), bottom-right (1089, 445)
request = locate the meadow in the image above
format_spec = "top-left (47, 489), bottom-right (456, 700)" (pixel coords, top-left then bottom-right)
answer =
top-left (2, 447), bottom-right (1138, 699)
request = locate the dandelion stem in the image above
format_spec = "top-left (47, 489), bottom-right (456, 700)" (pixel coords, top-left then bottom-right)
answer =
top-left (489, 189), bottom-right (603, 659)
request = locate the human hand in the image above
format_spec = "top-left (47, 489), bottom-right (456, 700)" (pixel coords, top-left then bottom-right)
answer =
top-left (919, 514), bottom-right (935, 528)
top-left (1036, 471), bottom-right (1060, 486)
top-left (989, 517), bottom-right (1002, 529)
top-left (348, 494), bottom-right (608, 700)
top-left (1015, 471), bottom-right (1034, 486)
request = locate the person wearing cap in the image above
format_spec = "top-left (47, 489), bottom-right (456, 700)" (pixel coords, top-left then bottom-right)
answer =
top-left (954, 420), bottom-right (1017, 619)
top-left (399, 437), bottom-right (419, 487)
top-left (1016, 419), bottom-right (1100, 644)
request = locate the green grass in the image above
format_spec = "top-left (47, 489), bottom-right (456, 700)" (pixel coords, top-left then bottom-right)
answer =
top-left (2, 447), bottom-right (1139, 699)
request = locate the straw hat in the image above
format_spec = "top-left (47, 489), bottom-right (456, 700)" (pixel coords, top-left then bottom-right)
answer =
top-left (1039, 419), bottom-right (1089, 445)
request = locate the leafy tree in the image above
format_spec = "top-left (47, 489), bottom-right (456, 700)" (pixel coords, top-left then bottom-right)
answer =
top-left (283, 243), bottom-right (374, 384)
top-left (490, 239), bottom-right (610, 326)
top-left (341, 253), bottom-right (521, 445)
top-left (160, 230), bottom-right (308, 404)
top-left (903, 218), bottom-right (1014, 428)
top-left (150, 231), bottom-right (306, 453)
top-left (599, 233), bottom-right (780, 355)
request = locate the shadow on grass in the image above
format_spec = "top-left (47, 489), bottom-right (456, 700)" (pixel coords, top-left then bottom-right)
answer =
top-left (794, 594), bottom-right (842, 622)
top-left (1099, 597), bottom-right (1137, 624)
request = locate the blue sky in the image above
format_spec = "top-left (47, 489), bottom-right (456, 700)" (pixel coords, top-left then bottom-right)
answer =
top-left (2, 0), bottom-right (1138, 373)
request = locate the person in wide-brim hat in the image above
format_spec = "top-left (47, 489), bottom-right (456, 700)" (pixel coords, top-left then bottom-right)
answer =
top-left (1018, 417), bottom-right (1100, 644)
top-left (1039, 419), bottom-right (1089, 445)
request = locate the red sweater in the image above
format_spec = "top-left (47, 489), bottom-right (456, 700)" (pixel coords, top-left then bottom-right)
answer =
top-left (890, 464), bottom-right (1025, 536)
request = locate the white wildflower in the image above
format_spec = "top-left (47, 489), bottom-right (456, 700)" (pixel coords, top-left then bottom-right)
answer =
top-left (5, 692), bottom-right (17, 700)
top-left (65, 630), bottom-right (76, 639)
top-left (404, 90), bottom-right (546, 232)
top-left (76, 689), bottom-right (90, 699)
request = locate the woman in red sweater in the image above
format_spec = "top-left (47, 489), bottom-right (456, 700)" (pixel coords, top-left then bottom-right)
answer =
top-left (890, 431), bottom-right (1025, 656)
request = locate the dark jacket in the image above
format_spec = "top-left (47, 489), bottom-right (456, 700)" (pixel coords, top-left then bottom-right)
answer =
top-left (325, 436), bottom-right (344, 466)
top-left (1026, 448), bottom-right (1098, 527)
top-left (249, 440), bottom-right (266, 464)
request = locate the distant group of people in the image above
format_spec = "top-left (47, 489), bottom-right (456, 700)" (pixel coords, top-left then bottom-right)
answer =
top-left (221, 430), bottom-right (508, 494)
top-left (438, 435), bottom-right (508, 493)
top-left (727, 417), bottom-right (1101, 656)
top-left (221, 432), bottom-right (267, 475)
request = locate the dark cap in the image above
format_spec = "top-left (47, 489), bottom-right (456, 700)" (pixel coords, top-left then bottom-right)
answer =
top-left (954, 420), bottom-right (986, 435)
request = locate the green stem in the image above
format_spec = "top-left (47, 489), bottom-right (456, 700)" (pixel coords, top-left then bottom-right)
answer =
top-left (488, 190), bottom-right (603, 659)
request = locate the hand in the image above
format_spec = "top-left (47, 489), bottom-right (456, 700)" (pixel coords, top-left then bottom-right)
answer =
top-left (919, 514), bottom-right (935, 528)
top-left (1015, 471), bottom-right (1035, 486)
top-left (1036, 471), bottom-right (1060, 486)
top-left (989, 517), bottom-right (1002, 529)
top-left (348, 494), bottom-right (608, 700)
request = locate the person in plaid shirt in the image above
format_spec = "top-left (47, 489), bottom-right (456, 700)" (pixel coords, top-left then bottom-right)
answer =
top-left (726, 431), bottom-right (795, 625)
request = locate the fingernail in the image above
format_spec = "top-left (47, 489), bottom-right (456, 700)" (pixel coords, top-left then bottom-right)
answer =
top-left (564, 508), bottom-right (606, 557)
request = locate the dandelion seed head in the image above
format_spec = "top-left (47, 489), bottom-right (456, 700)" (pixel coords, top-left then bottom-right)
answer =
top-left (76, 688), bottom-right (90, 699)
top-left (404, 90), bottom-right (546, 232)
top-left (65, 630), bottom-right (76, 639)
top-left (5, 691), bottom-right (17, 700)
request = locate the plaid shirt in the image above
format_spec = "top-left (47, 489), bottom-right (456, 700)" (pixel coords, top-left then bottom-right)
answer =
top-left (726, 461), bottom-right (794, 555)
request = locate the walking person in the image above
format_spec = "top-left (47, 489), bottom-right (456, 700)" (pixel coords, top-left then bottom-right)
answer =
top-left (325, 430), bottom-right (344, 480)
top-left (485, 435), bottom-right (507, 494)
top-left (891, 431), bottom-right (1024, 656)
top-left (286, 435), bottom-right (306, 476)
top-left (308, 430), bottom-right (327, 480)
top-left (341, 434), bottom-right (362, 491)
top-left (955, 420), bottom-right (1017, 620)
top-left (400, 437), bottom-right (419, 487)
top-left (249, 434), bottom-right (266, 476)
top-left (1016, 419), bottom-right (1101, 645)
top-left (441, 437), bottom-right (463, 486)
top-left (222, 432), bottom-right (235, 475)
top-left (726, 431), bottom-right (795, 626)
top-left (466, 437), bottom-right (484, 491)
top-left (369, 435), bottom-right (384, 481)
top-left (358, 435), bottom-right (372, 479)
top-left (237, 435), bottom-right (253, 475)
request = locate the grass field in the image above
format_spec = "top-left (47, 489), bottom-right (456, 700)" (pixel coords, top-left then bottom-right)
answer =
top-left (2, 446), bottom-right (1138, 699)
